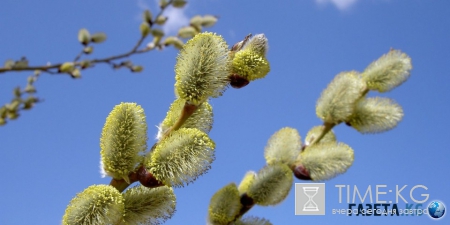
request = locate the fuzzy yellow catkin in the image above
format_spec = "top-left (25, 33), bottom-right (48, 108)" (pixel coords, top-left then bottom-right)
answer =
top-left (232, 49), bottom-right (270, 81)
top-left (100, 103), bottom-right (148, 182)
top-left (247, 163), bottom-right (293, 206)
top-left (264, 127), bottom-right (301, 166)
top-left (175, 32), bottom-right (230, 105)
top-left (238, 171), bottom-right (256, 194)
top-left (62, 185), bottom-right (124, 225)
top-left (304, 126), bottom-right (336, 146)
top-left (208, 183), bottom-right (242, 225)
top-left (122, 185), bottom-right (176, 225)
top-left (348, 97), bottom-right (404, 134)
top-left (300, 142), bottom-right (354, 181)
top-left (147, 128), bottom-right (215, 187)
top-left (243, 34), bottom-right (269, 56)
top-left (157, 98), bottom-right (213, 140)
top-left (316, 71), bottom-right (366, 124)
top-left (362, 49), bottom-right (412, 93)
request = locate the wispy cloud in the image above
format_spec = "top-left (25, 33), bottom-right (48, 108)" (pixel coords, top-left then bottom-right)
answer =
top-left (315, 0), bottom-right (359, 10)
top-left (161, 6), bottom-right (189, 35)
top-left (136, 0), bottom-right (189, 35)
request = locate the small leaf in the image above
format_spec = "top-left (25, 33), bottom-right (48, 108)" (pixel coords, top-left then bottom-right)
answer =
top-left (78, 28), bottom-right (90, 45)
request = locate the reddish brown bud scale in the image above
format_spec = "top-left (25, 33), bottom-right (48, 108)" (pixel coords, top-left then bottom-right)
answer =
top-left (138, 166), bottom-right (164, 188)
top-left (229, 74), bottom-right (249, 88)
top-left (293, 164), bottom-right (311, 180)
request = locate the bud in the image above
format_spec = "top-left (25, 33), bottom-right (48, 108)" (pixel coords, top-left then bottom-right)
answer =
top-left (122, 185), bottom-right (175, 225)
top-left (264, 127), bottom-right (301, 166)
top-left (83, 46), bottom-right (93, 54)
top-left (238, 171), bottom-right (256, 194)
top-left (90, 32), bottom-right (107, 43)
top-left (100, 103), bottom-right (148, 182)
top-left (201, 15), bottom-right (218, 28)
top-left (62, 185), bottom-right (124, 225)
top-left (131, 65), bottom-right (143, 73)
top-left (316, 71), bottom-right (366, 124)
top-left (347, 97), bottom-right (404, 134)
top-left (146, 128), bottom-right (215, 187)
top-left (77, 28), bottom-right (90, 45)
top-left (362, 49), bottom-right (412, 93)
top-left (23, 96), bottom-right (38, 110)
top-left (4, 59), bottom-right (14, 69)
top-left (297, 142), bottom-right (354, 181)
top-left (172, 0), bottom-right (187, 8)
top-left (71, 69), bottom-right (81, 79)
top-left (242, 34), bottom-right (268, 56)
top-left (163, 36), bottom-right (184, 49)
top-left (79, 60), bottom-right (91, 69)
top-left (208, 183), bottom-right (242, 225)
top-left (247, 164), bottom-right (293, 206)
top-left (143, 9), bottom-right (152, 24)
top-left (59, 62), bottom-right (74, 73)
top-left (175, 32), bottom-right (230, 105)
top-left (155, 15), bottom-right (168, 25)
top-left (178, 26), bottom-right (197, 39)
top-left (24, 84), bottom-right (36, 93)
top-left (190, 15), bottom-right (203, 27)
top-left (151, 29), bottom-right (165, 38)
top-left (159, 0), bottom-right (169, 8)
top-left (232, 49), bottom-right (270, 81)
top-left (140, 22), bottom-right (151, 37)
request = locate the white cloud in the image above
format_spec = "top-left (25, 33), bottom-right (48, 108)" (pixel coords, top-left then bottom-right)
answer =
top-left (161, 6), bottom-right (189, 35)
top-left (316, 0), bottom-right (358, 10)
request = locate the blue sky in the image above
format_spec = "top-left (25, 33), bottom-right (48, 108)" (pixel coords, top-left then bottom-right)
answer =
top-left (1, 0), bottom-right (449, 224)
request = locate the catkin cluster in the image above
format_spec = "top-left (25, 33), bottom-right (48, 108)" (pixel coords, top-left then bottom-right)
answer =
top-left (63, 31), bottom-right (271, 225)
top-left (207, 49), bottom-right (412, 225)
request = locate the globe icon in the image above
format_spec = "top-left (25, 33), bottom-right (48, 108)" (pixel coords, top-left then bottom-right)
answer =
top-left (428, 201), bottom-right (445, 219)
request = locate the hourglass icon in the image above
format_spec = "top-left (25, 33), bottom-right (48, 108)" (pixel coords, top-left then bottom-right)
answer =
top-left (303, 187), bottom-right (319, 211)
